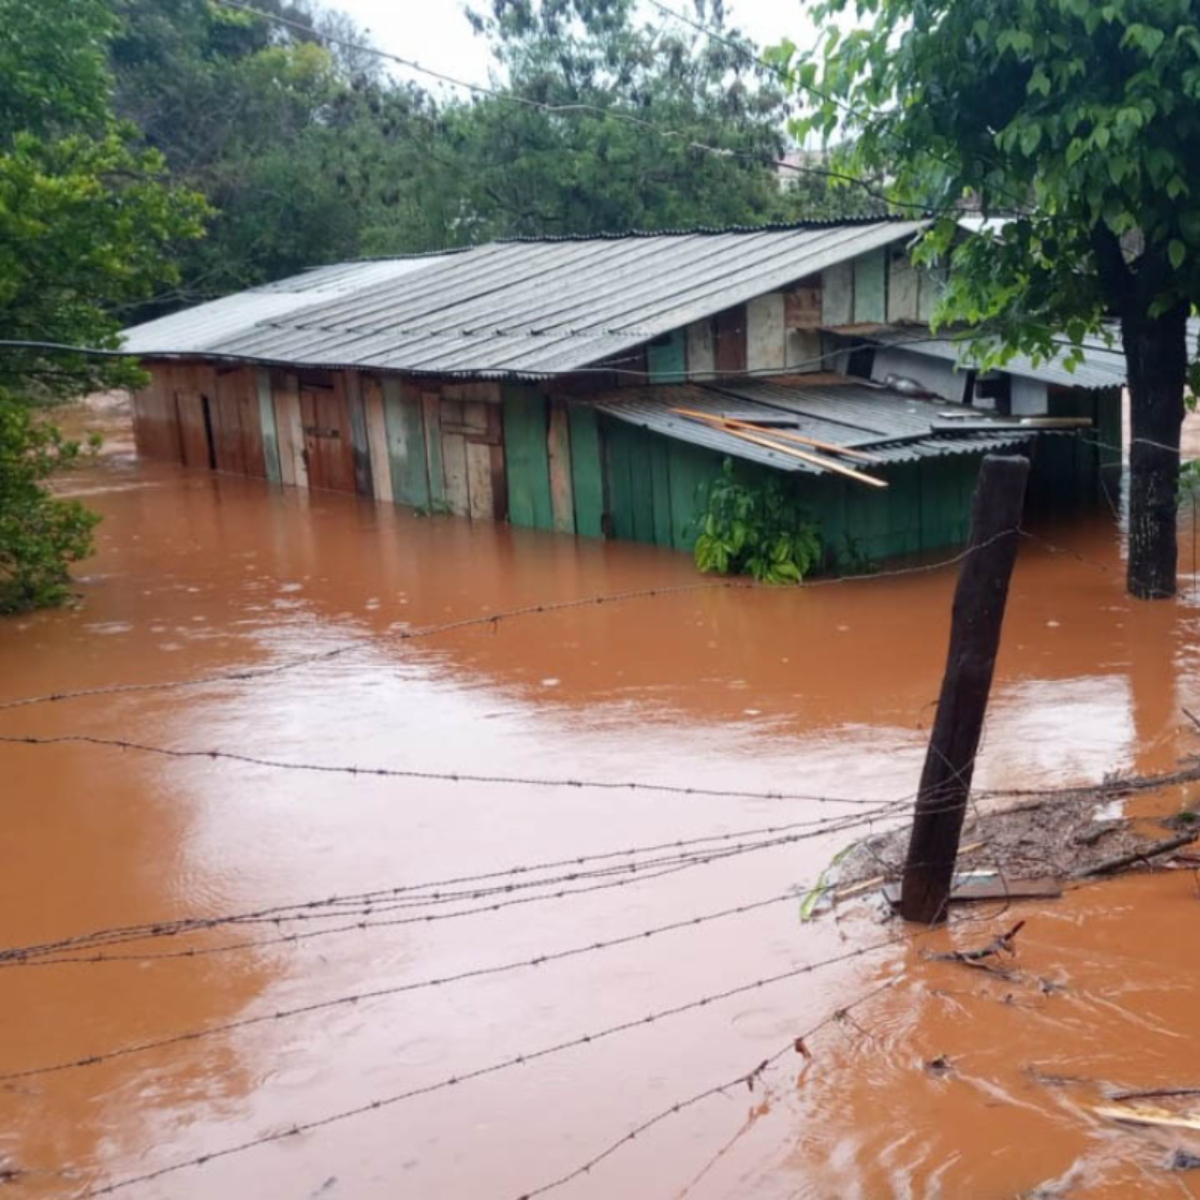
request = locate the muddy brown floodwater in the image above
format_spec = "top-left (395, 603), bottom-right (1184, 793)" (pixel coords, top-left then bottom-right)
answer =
top-left (3, 401), bottom-right (1200, 1199)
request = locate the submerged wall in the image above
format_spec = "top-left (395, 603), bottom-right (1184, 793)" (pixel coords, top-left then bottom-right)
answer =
top-left (133, 364), bottom-right (1122, 571)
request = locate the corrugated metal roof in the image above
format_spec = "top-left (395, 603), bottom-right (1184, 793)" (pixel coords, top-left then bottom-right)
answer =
top-left (592, 379), bottom-right (1031, 477)
top-left (122, 221), bottom-right (927, 377)
top-left (122, 255), bottom-right (458, 356)
top-left (867, 326), bottom-right (1128, 390)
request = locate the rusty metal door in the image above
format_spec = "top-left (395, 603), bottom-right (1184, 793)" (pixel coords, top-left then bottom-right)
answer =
top-left (300, 384), bottom-right (356, 493)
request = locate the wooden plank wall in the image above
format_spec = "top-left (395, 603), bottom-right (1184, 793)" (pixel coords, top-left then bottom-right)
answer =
top-left (133, 362), bottom-right (221, 465)
top-left (646, 329), bottom-right (687, 383)
top-left (713, 305), bottom-right (747, 375)
top-left (502, 385), bottom-right (555, 529)
top-left (853, 249), bottom-right (887, 324)
top-left (746, 293), bottom-right (787, 373)
top-left (362, 377), bottom-right (393, 504)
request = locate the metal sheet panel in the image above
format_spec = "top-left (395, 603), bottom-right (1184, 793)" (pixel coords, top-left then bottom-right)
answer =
top-left (123, 221), bottom-right (928, 378)
top-left (868, 327), bottom-right (1128, 391)
top-left (591, 381), bottom-right (1030, 478)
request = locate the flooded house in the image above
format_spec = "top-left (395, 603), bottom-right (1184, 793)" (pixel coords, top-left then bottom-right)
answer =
top-left (122, 219), bottom-right (1126, 568)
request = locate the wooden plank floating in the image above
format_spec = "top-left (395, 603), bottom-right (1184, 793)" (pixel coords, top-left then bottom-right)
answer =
top-left (883, 876), bottom-right (1062, 909)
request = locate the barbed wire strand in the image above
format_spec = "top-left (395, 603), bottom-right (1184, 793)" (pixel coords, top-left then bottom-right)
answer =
top-left (514, 976), bottom-right (900, 1200)
top-left (0, 808), bottom-right (904, 962)
top-left (74, 929), bottom-right (914, 1197)
top-left (0, 733), bottom-right (891, 807)
top-left (0, 887), bottom-right (809, 1083)
top-left (0, 815), bottom-right (898, 967)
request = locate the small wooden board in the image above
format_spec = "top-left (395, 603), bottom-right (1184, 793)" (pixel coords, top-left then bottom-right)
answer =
top-left (883, 875), bottom-right (1062, 909)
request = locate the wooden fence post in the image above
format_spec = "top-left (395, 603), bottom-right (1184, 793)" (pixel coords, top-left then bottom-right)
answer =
top-left (900, 454), bottom-right (1030, 924)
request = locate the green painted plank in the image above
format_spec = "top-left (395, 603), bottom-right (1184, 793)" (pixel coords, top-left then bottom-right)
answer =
top-left (256, 368), bottom-right (281, 484)
top-left (649, 434), bottom-right (673, 547)
top-left (502, 386), bottom-right (554, 530)
top-left (568, 405), bottom-right (605, 538)
top-left (853, 248), bottom-right (887, 324)
top-left (629, 434), bottom-right (659, 544)
top-left (667, 441), bottom-right (719, 550)
top-left (604, 418), bottom-right (636, 541)
top-left (382, 379), bottom-right (431, 509)
top-left (647, 329), bottom-right (687, 383)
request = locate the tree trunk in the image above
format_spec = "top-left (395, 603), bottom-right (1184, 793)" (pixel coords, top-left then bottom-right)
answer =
top-left (1123, 303), bottom-right (1188, 600)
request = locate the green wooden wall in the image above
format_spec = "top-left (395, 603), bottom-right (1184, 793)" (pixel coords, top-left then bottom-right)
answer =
top-left (647, 330), bottom-right (687, 383)
top-left (599, 416), bottom-right (988, 565)
top-left (1026, 387), bottom-right (1122, 512)
top-left (568, 405), bottom-right (605, 537)
top-left (502, 385), bottom-right (555, 530)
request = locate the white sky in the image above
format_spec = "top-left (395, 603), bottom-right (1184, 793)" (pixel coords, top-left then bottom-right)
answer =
top-left (325, 0), bottom-right (822, 97)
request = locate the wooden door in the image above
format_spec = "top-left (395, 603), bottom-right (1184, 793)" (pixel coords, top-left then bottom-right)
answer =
top-left (299, 385), bottom-right (356, 493)
top-left (175, 390), bottom-right (214, 469)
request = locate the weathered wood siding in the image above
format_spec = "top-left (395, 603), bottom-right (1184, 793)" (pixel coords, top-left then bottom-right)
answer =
top-left (821, 261), bottom-right (854, 326)
top-left (299, 373), bottom-right (356, 493)
top-left (853, 248), bottom-right (887, 324)
top-left (272, 372), bottom-right (307, 489)
top-left (361, 376), bottom-right (393, 504)
top-left (713, 305), bottom-right (747, 375)
top-left (685, 319), bottom-right (715, 379)
top-left (746, 293), bottom-right (787, 373)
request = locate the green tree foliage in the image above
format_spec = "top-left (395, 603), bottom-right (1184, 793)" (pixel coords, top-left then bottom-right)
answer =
top-left (107, 0), bottom-right (873, 303)
top-left (0, 398), bottom-right (100, 613)
top-left (0, 0), bottom-right (205, 610)
top-left (449, 0), bottom-right (791, 237)
top-left (790, 0), bottom-right (1200, 599)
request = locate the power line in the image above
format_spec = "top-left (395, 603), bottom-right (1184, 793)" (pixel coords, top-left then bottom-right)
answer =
top-left (75, 929), bottom-right (912, 1197)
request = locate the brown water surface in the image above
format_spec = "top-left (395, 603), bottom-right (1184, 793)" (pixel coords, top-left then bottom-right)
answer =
top-left (2, 405), bottom-right (1200, 1198)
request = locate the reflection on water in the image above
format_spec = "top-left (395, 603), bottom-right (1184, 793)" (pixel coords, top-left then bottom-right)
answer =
top-left (1, 409), bottom-right (1200, 1197)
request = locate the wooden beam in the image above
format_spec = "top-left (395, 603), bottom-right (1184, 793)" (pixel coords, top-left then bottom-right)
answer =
top-left (670, 406), bottom-right (881, 462)
top-left (676, 409), bottom-right (888, 488)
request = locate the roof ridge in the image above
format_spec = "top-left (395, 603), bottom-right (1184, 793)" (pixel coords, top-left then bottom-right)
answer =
top-left (494, 216), bottom-right (927, 244)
